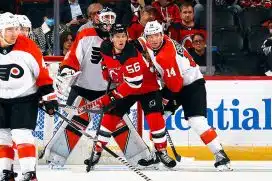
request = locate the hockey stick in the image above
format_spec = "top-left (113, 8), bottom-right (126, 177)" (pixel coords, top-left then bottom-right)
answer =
top-left (85, 80), bottom-right (112, 172)
top-left (58, 104), bottom-right (103, 114)
top-left (165, 130), bottom-right (181, 162)
top-left (40, 108), bottom-right (153, 181)
top-left (163, 113), bottom-right (182, 162)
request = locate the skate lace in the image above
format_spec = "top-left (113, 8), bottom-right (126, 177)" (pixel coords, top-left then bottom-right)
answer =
top-left (215, 151), bottom-right (226, 162)
top-left (1, 171), bottom-right (13, 180)
top-left (161, 151), bottom-right (172, 163)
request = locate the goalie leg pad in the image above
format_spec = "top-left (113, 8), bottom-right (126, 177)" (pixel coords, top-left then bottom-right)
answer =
top-left (112, 114), bottom-right (152, 167)
top-left (43, 96), bottom-right (91, 166)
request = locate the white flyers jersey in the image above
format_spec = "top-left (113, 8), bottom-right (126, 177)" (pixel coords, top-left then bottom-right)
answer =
top-left (0, 35), bottom-right (53, 99)
top-left (61, 28), bottom-right (109, 91)
top-left (138, 35), bottom-right (203, 92)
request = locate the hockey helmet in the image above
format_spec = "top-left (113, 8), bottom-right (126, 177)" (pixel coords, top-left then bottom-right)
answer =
top-left (110, 24), bottom-right (127, 37)
top-left (144, 20), bottom-right (163, 37)
top-left (0, 12), bottom-right (20, 31)
top-left (15, 14), bottom-right (32, 28)
top-left (97, 7), bottom-right (116, 32)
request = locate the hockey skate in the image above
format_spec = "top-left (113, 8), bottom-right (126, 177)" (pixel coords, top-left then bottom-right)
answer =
top-left (156, 150), bottom-right (176, 168)
top-left (84, 151), bottom-right (102, 171)
top-left (0, 170), bottom-right (17, 181)
top-left (137, 151), bottom-right (160, 169)
top-left (20, 171), bottom-right (38, 181)
top-left (214, 150), bottom-right (233, 171)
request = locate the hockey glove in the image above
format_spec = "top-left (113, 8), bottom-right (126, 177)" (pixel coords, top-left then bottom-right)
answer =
top-left (100, 90), bottom-right (123, 111)
top-left (262, 38), bottom-right (272, 56)
top-left (162, 98), bottom-right (179, 119)
top-left (56, 68), bottom-right (80, 104)
top-left (41, 92), bottom-right (59, 116)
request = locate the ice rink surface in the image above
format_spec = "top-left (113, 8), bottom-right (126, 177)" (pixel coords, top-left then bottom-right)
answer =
top-left (13, 161), bottom-right (272, 181)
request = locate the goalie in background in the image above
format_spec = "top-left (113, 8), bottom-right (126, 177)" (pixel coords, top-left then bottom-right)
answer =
top-left (0, 12), bottom-right (58, 181)
top-left (42, 7), bottom-right (118, 167)
top-left (85, 23), bottom-right (176, 168)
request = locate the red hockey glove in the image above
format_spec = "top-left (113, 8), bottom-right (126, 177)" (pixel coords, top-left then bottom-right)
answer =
top-left (100, 90), bottom-right (123, 111)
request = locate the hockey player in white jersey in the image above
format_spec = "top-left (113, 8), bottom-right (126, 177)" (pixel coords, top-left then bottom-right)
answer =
top-left (15, 14), bottom-right (32, 37)
top-left (136, 21), bottom-right (232, 171)
top-left (0, 12), bottom-right (58, 181)
top-left (42, 7), bottom-right (119, 166)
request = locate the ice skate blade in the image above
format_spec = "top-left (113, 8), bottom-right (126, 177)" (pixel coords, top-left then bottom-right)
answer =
top-left (216, 163), bottom-right (233, 172)
top-left (137, 163), bottom-right (160, 170)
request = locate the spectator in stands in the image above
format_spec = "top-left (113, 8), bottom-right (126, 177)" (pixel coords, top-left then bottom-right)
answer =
top-left (193, 0), bottom-right (242, 25)
top-left (168, 2), bottom-right (206, 49)
top-left (127, 6), bottom-right (157, 40)
top-left (152, 0), bottom-right (181, 32)
top-left (101, 0), bottom-right (133, 26)
top-left (61, 0), bottom-right (88, 35)
top-left (60, 31), bottom-right (74, 56)
top-left (240, 0), bottom-right (272, 8)
top-left (261, 36), bottom-right (272, 75)
top-left (78, 3), bottom-right (103, 32)
top-left (18, 0), bottom-right (53, 28)
top-left (32, 9), bottom-right (70, 55)
top-left (264, 19), bottom-right (272, 33)
top-left (188, 32), bottom-right (222, 74)
top-left (131, 0), bottom-right (142, 19)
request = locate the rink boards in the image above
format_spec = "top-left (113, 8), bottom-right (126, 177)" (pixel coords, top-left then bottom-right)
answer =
top-left (142, 76), bottom-right (272, 160)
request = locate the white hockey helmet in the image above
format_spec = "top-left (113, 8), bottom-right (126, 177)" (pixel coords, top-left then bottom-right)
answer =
top-left (144, 20), bottom-right (163, 37)
top-left (0, 12), bottom-right (20, 30)
top-left (16, 14), bottom-right (32, 28)
top-left (97, 7), bottom-right (116, 25)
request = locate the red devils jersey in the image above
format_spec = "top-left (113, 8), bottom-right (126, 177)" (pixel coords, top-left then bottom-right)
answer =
top-left (0, 35), bottom-right (53, 99)
top-left (138, 35), bottom-right (203, 92)
top-left (100, 40), bottom-right (159, 97)
top-left (169, 23), bottom-right (207, 49)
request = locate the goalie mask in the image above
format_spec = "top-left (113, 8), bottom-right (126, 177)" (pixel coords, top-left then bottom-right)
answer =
top-left (96, 7), bottom-right (116, 32)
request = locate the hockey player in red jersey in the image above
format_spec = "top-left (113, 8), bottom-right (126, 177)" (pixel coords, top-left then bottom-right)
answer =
top-left (85, 23), bottom-right (176, 168)
top-left (0, 12), bottom-right (58, 181)
top-left (137, 20), bottom-right (232, 171)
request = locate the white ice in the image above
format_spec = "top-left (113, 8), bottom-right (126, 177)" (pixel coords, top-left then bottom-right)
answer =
top-left (13, 161), bottom-right (272, 181)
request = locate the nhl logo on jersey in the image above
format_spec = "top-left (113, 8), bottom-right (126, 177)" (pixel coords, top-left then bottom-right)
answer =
top-left (0, 64), bottom-right (24, 81)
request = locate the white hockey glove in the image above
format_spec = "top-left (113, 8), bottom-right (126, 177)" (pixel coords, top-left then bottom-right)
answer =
top-left (55, 68), bottom-right (81, 104)
top-left (262, 38), bottom-right (272, 56)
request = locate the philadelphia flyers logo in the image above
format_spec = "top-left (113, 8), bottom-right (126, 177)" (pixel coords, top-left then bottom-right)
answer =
top-left (90, 47), bottom-right (102, 64)
top-left (0, 64), bottom-right (24, 81)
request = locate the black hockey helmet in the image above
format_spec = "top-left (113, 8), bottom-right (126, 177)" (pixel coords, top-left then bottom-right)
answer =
top-left (110, 24), bottom-right (127, 36)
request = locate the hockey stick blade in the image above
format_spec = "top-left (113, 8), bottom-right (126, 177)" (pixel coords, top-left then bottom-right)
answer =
top-left (40, 108), bottom-right (153, 181)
